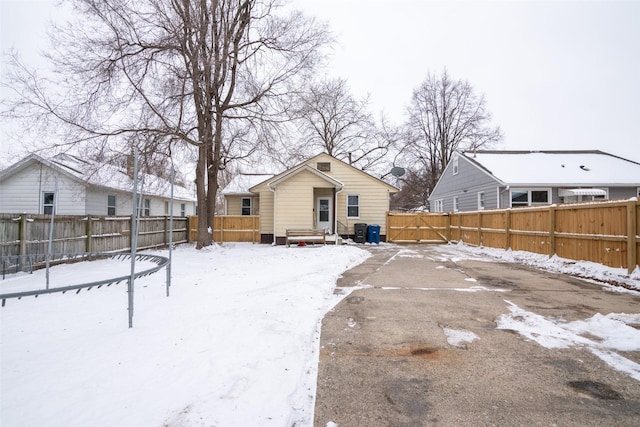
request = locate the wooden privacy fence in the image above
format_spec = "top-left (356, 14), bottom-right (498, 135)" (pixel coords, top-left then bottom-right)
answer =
top-left (0, 213), bottom-right (189, 259)
top-left (387, 199), bottom-right (640, 273)
top-left (188, 215), bottom-right (260, 243)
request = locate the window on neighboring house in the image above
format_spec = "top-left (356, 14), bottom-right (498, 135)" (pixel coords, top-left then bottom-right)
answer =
top-left (317, 162), bottom-right (331, 172)
top-left (43, 192), bottom-right (55, 214)
top-left (142, 198), bottom-right (150, 216)
top-left (638, 187), bottom-right (640, 197)
top-left (241, 198), bottom-right (251, 216)
top-left (107, 195), bottom-right (116, 216)
top-left (180, 203), bottom-right (186, 217)
top-left (453, 196), bottom-right (459, 212)
top-left (452, 156), bottom-right (459, 175)
top-left (478, 192), bottom-right (485, 210)
top-left (433, 199), bottom-right (444, 212)
top-left (347, 195), bottom-right (360, 218)
top-left (511, 189), bottom-right (550, 207)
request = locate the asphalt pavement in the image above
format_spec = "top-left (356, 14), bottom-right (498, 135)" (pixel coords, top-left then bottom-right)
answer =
top-left (313, 244), bottom-right (640, 427)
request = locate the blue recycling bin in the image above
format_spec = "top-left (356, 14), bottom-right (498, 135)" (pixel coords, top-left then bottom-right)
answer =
top-left (366, 224), bottom-right (380, 244)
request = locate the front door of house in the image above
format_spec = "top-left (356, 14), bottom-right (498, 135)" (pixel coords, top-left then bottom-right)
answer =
top-left (317, 197), bottom-right (331, 233)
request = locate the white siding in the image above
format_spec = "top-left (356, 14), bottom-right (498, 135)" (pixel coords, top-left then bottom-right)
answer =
top-left (0, 162), bottom-right (197, 216)
top-left (0, 163), bottom-right (87, 214)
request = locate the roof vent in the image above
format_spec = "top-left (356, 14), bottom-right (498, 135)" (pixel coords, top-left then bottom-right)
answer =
top-left (579, 165), bottom-right (590, 171)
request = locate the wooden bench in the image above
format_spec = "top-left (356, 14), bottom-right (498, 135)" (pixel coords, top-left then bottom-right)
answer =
top-left (285, 229), bottom-right (326, 247)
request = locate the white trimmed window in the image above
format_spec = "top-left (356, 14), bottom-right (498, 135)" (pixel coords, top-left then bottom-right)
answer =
top-left (511, 189), bottom-right (550, 207)
top-left (433, 199), bottom-right (444, 212)
top-left (347, 195), bottom-right (360, 218)
top-left (107, 195), bottom-right (116, 216)
top-left (142, 199), bottom-right (151, 216)
top-left (452, 156), bottom-right (459, 175)
top-left (241, 198), bottom-right (251, 216)
top-left (477, 192), bottom-right (485, 210)
top-left (180, 203), bottom-right (186, 217)
top-left (43, 192), bottom-right (55, 214)
top-left (453, 196), bottom-right (459, 212)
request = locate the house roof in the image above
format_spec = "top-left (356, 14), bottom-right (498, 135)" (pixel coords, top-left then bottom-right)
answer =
top-left (0, 153), bottom-right (196, 201)
top-left (221, 174), bottom-right (274, 195)
top-left (463, 150), bottom-right (640, 186)
top-left (248, 153), bottom-right (398, 193)
top-left (265, 164), bottom-right (344, 189)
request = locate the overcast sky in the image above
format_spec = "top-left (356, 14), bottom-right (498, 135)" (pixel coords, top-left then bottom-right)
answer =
top-left (2, 0), bottom-right (640, 165)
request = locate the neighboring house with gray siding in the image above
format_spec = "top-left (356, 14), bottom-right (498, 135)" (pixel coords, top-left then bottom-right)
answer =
top-left (0, 153), bottom-right (196, 216)
top-left (428, 150), bottom-right (640, 212)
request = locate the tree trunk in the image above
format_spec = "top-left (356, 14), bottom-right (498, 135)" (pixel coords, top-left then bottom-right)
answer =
top-left (195, 143), bottom-right (212, 248)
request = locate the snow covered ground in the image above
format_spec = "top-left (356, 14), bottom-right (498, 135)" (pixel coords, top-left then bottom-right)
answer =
top-left (1, 242), bottom-right (639, 427)
top-left (1, 244), bottom-right (369, 427)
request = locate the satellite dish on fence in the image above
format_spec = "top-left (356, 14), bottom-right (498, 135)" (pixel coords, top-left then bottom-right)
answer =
top-left (390, 166), bottom-right (405, 177)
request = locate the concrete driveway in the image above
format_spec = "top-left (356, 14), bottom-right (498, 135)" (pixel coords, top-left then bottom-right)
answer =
top-left (314, 244), bottom-right (640, 427)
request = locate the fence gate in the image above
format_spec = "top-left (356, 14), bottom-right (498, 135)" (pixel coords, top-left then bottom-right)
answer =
top-left (386, 212), bottom-right (449, 244)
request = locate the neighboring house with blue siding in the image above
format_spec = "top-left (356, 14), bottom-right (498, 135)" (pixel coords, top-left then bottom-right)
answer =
top-left (428, 150), bottom-right (640, 212)
top-left (0, 153), bottom-right (196, 216)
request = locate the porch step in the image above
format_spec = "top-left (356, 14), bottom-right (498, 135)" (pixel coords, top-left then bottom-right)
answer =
top-left (324, 234), bottom-right (342, 245)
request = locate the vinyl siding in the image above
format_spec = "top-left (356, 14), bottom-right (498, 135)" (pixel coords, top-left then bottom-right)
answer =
top-left (302, 154), bottom-right (393, 234)
top-left (431, 153), bottom-right (640, 212)
top-left (258, 190), bottom-right (274, 234)
top-left (273, 169), bottom-right (329, 235)
top-left (608, 187), bottom-right (637, 200)
top-left (0, 162), bottom-right (196, 216)
top-left (251, 153), bottom-right (396, 238)
top-left (0, 163), bottom-right (87, 214)
top-left (224, 194), bottom-right (259, 216)
top-left (429, 154), bottom-right (501, 212)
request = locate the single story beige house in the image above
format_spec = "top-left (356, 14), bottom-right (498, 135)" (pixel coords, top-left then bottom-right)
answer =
top-left (222, 153), bottom-right (398, 244)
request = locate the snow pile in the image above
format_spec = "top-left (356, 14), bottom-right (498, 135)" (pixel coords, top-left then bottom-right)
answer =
top-left (445, 242), bottom-right (640, 292)
top-left (1, 243), bottom-right (369, 427)
top-left (498, 300), bottom-right (640, 381)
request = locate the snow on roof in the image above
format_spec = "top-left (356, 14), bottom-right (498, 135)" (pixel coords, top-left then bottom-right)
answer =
top-left (7, 153), bottom-right (196, 201)
top-left (465, 150), bottom-right (640, 186)
top-left (221, 173), bottom-right (273, 195)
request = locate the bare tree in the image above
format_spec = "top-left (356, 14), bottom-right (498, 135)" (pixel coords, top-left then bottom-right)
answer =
top-left (405, 69), bottom-right (502, 196)
top-left (389, 169), bottom-right (430, 211)
top-left (292, 78), bottom-right (393, 172)
top-left (2, 0), bottom-right (328, 248)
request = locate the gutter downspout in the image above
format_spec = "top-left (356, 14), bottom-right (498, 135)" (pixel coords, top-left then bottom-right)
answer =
top-left (269, 183), bottom-right (277, 245)
top-left (334, 184), bottom-right (344, 237)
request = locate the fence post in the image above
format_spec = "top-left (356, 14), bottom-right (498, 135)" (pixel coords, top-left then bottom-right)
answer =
top-left (85, 216), bottom-right (93, 253)
top-left (386, 212), bottom-right (390, 243)
top-left (445, 213), bottom-right (451, 242)
top-left (254, 216), bottom-right (259, 243)
top-left (548, 205), bottom-right (557, 258)
top-left (19, 214), bottom-right (27, 257)
top-left (505, 209), bottom-right (511, 250)
top-left (477, 212), bottom-right (482, 246)
top-left (628, 200), bottom-right (637, 274)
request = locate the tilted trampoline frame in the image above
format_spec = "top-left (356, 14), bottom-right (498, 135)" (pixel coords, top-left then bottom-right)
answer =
top-left (0, 252), bottom-right (169, 305)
